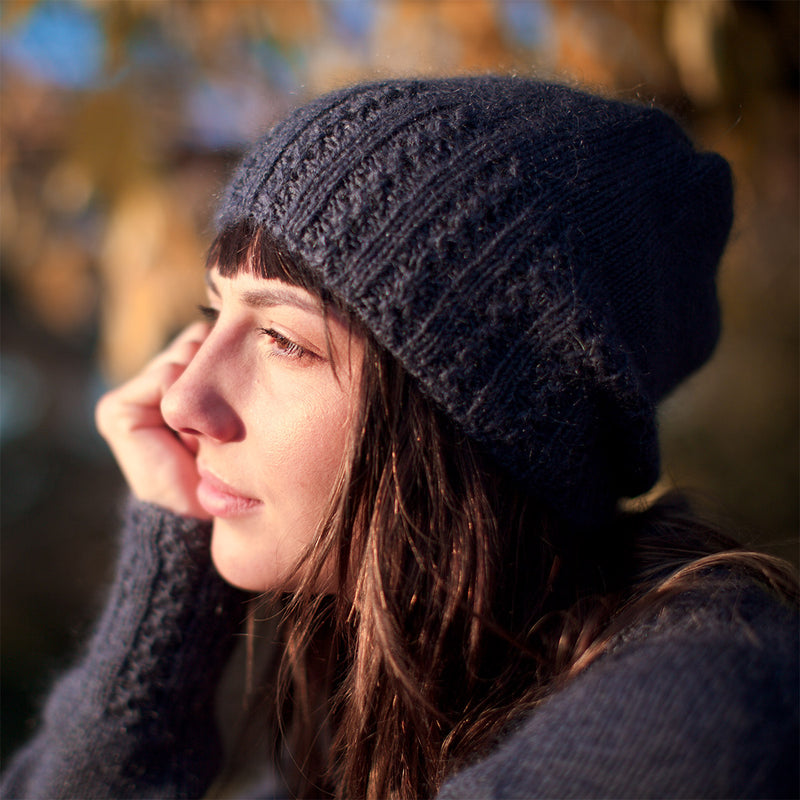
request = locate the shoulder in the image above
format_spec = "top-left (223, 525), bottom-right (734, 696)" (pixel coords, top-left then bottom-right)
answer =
top-left (438, 574), bottom-right (799, 799)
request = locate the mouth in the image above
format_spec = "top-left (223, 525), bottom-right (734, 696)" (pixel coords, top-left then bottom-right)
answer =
top-left (196, 467), bottom-right (262, 518)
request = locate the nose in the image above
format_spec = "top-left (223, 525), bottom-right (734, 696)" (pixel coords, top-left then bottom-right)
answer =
top-left (161, 330), bottom-right (245, 443)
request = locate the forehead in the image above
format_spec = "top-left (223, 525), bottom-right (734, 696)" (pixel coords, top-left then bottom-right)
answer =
top-left (206, 269), bottom-right (324, 316)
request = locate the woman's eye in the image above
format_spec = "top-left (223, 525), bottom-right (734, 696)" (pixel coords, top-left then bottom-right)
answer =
top-left (258, 328), bottom-right (314, 361)
top-left (197, 304), bottom-right (219, 324)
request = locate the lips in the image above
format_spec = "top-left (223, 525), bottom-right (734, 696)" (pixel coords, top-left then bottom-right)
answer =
top-left (196, 467), bottom-right (262, 518)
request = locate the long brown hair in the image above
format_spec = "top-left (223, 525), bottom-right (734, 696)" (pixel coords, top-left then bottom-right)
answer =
top-left (209, 220), bottom-right (798, 800)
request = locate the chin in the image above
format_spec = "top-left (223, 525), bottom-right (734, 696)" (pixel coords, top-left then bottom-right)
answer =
top-left (209, 515), bottom-right (339, 594)
top-left (209, 518), bottom-right (289, 592)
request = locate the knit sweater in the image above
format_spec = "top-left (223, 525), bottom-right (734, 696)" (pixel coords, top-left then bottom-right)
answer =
top-left (3, 501), bottom-right (798, 799)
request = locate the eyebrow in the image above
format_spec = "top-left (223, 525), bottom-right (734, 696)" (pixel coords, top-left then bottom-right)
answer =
top-left (205, 272), bottom-right (323, 316)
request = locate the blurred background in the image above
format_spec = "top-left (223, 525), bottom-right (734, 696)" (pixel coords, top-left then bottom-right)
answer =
top-left (1, 0), bottom-right (797, 765)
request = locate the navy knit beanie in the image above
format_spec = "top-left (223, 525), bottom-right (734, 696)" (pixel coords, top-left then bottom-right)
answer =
top-left (218, 76), bottom-right (733, 529)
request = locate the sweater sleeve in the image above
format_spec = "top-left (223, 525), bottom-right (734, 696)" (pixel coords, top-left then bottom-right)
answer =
top-left (437, 579), bottom-right (799, 799)
top-left (1, 498), bottom-right (249, 800)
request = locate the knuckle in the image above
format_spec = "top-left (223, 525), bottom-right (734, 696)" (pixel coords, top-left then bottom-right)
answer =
top-left (94, 390), bottom-right (118, 435)
top-left (159, 361), bottom-right (186, 393)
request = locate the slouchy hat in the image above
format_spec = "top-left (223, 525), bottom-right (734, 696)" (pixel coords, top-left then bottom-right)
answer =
top-left (218, 76), bottom-right (733, 529)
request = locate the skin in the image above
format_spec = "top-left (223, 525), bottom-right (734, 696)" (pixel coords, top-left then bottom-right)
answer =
top-left (96, 269), bottom-right (364, 592)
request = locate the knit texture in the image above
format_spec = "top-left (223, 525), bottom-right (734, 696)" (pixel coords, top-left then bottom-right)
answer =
top-left (438, 575), bottom-right (799, 799)
top-left (3, 504), bottom-right (796, 798)
top-left (1, 500), bottom-right (248, 800)
top-left (219, 76), bottom-right (733, 527)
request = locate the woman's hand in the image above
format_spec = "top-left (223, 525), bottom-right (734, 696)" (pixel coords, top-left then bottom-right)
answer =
top-left (96, 322), bottom-right (212, 519)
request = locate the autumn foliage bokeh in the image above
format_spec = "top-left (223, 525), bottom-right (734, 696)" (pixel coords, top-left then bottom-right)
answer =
top-left (1, 0), bottom-right (797, 762)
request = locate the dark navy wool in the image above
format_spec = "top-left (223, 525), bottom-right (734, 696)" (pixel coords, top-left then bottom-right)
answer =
top-left (2, 79), bottom-right (797, 800)
top-left (2, 502), bottom-right (797, 799)
top-left (219, 76), bottom-right (733, 527)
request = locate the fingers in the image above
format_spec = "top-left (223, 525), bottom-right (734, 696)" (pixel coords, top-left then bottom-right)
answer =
top-left (95, 322), bottom-right (212, 518)
top-left (147, 321), bottom-right (211, 372)
top-left (97, 323), bottom-right (210, 430)
top-left (96, 361), bottom-right (182, 441)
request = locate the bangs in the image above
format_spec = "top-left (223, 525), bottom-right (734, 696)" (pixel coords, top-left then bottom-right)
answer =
top-left (207, 218), bottom-right (328, 300)
top-left (207, 219), bottom-right (365, 353)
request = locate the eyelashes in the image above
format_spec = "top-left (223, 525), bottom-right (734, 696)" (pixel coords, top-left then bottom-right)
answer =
top-left (197, 305), bottom-right (315, 362)
top-left (257, 328), bottom-right (311, 360)
top-left (197, 304), bottom-right (218, 323)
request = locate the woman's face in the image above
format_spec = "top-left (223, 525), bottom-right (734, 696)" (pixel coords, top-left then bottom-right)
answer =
top-left (161, 267), bottom-right (364, 592)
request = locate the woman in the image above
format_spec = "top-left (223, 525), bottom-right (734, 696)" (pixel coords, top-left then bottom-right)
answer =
top-left (3, 76), bottom-right (798, 799)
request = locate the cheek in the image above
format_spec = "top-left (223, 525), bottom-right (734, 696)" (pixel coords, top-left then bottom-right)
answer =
top-left (254, 389), bottom-right (353, 504)
top-left (290, 400), bottom-right (352, 496)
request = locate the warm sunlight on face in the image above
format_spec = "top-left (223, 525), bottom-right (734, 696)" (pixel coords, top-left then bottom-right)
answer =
top-left (160, 269), bottom-right (364, 592)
